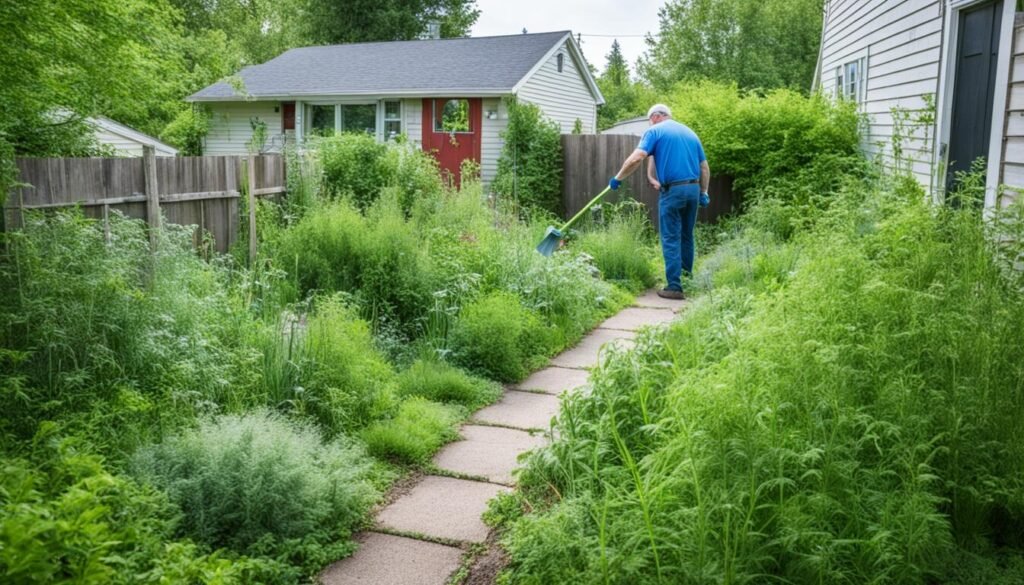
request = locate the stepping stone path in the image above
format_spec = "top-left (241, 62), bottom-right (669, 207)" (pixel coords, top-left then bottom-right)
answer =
top-left (320, 291), bottom-right (684, 584)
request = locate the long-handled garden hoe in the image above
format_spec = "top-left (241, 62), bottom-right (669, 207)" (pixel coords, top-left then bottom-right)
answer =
top-left (535, 186), bottom-right (612, 256)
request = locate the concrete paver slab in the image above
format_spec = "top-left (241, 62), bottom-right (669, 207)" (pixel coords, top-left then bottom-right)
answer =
top-left (433, 425), bottom-right (547, 485)
top-left (376, 475), bottom-right (506, 543)
top-left (319, 532), bottom-right (462, 585)
top-left (634, 290), bottom-right (690, 311)
top-left (599, 307), bottom-right (677, 331)
top-left (472, 390), bottom-right (561, 430)
top-left (516, 366), bottom-right (591, 395)
top-left (550, 328), bottom-right (636, 369)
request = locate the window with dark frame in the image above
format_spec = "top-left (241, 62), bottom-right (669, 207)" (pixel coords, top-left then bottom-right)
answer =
top-left (557, 53), bottom-right (564, 72)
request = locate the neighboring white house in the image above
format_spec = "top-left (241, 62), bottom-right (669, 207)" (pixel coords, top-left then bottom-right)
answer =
top-left (815, 0), bottom-right (1023, 208)
top-left (90, 116), bottom-right (178, 157)
top-left (601, 116), bottom-right (648, 136)
top-left (187, 31), bottom-right (604, 186)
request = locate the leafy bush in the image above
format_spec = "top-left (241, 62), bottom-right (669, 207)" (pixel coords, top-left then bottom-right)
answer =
top-left (317, 133), bottom-right (391, 208)
top-left (132, 410), bottom-right (382, 578)
top-left (666, 81), bottom-right (862, 190)
top-left (575, 200), bottom-right (659, 292)
top-left (0, 441), bottom-right (264, 585)
top-left (301, 295), bottom-right (397, 433)
top-left (361, 397), bottom-right (462, 463)
top-left (396, 359), bottom-right (501, 410)
top-left (160, 106), bottom-right (210, 156)
top-left (504, 176), bottom-right (1024, 583)
top-left (450, 291), bottom-right (559, 382)
top-left (315, 134), bottom-right (443, 211)
top-left (0, 211), bottom-right (263, 451)
top-left (492, 96), bottom-right (564, 214)
top-left (274, 198), bottom-right (434, 332)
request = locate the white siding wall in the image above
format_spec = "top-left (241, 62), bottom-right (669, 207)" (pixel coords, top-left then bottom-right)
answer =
top-left (1001, 21), bottom-right (1024, 206)
top-left (204, 102), bottom-right (283, 155)
top-left (95, 129), bottom-right (146, 157)
top-left (480, 97), bottom-right (510, 186)
top-left (819, 0), bottom-right (943, 189)
top-left (517, 41), bottom-right (598, 134)
top-left (94, 129), bottom-right (176, 157)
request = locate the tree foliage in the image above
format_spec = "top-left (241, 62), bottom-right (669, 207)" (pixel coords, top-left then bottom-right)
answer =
top-left (295, 0), bottom-right (480, 45)
top-left (596, 40), bottom-right (658, 130)
top-left (639, 0), bottom-right (825, 92)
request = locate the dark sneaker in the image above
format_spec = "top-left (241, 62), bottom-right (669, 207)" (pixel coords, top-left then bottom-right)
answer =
top-left (656, 288), bottom-right (685, 300)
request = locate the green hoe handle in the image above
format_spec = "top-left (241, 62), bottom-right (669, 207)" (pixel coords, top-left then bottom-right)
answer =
top-left (559, 186), bottom-right (612, 232)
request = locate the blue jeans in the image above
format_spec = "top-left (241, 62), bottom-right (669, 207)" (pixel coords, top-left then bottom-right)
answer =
top-left (659, 184), bottom-right (700, 291)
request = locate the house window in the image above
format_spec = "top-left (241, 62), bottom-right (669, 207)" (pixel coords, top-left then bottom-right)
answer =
top-left (557, 53), bottom-right (564, 73)
top-left (342, 104), bottom-right (376, 134)
top-left (434, 99), bottom-right (471, 133)
top-left (311, 105), bottom-right (335, 135)
top-left (835, 57), bottom-right (867, 103)
top-left (384, 101), bottom-right (402, 140)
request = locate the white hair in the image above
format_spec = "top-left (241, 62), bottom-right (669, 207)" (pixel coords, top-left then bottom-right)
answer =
top-left (647, 103), bottom-right (672, 118)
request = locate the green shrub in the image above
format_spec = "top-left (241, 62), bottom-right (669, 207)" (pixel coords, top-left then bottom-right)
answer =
top-left (317, 133), bottom-right (391, 208)
top-left (396, 359), bottom-right (501, 410)
top-left (492, 96), bottom-right (563, 214)
top-left (315, 134), bottom-right (443, 212)
top-left (0, 211), bottom-right (264, 451)
top-left (0, 441), bottom-right (266, 585)
top-left (361, 397), bottom-right (462, 463)
top-left (274, 198), bottom-right (434, 331)
top-left (505, 176), bottom-right (1024, 583)
top-left (575, 200), bottom-right (659, 292)
top-left (160, 107), bottom-right (210, 156)
top-left (301, 295), bottom-right (397, 433)
top-left (132, 410), bottom-right (382, 576)
top-left (450, 291), bottom-right (559, 382)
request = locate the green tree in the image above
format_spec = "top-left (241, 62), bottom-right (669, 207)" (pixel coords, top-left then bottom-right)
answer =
top-left (295, 0), bottom-right (480, 45)
top-left (596, 40), bottom-right (657, 130)
top-left (639, 0), bottom-right (824, 92)
top-left (604, 40), bottom-right (629, 88)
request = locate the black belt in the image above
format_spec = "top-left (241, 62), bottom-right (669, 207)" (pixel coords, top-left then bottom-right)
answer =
top-left (659, 178), bottom-right (699, 193)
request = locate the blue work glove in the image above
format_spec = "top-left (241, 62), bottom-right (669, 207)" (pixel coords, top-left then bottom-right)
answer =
top-left (609, 177), bottom-right (622, 190)
top-left (699, 192), bottom-right (710, 208)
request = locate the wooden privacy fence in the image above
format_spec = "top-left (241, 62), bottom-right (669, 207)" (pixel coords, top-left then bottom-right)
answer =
top-left (561, 134), bottom-right (738, 230)
top-left (4, 147), bottom-right (286, 255)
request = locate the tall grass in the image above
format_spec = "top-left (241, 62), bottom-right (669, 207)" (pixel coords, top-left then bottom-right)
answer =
top-left (504, 175), bottom-right (1024, 584)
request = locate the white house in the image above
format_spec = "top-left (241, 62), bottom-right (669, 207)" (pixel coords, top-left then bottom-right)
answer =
top-left (601, 116), bottom-right (648, 136)
top-left (187, 31), bottom-right (604, 186)
top-left (90, 116), bottom-right (178, 157)
top-left (815, 0), bottom-right (1023, 208)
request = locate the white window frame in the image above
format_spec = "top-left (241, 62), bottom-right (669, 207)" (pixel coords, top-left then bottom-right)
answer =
top-left (378, 99), bottom-right (403, 142)
top-left (834, 51), bottom-right (868, 104)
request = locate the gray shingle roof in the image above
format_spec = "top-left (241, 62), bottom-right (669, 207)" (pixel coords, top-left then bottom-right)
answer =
top-left (189, 31), bottom-right (575, 101)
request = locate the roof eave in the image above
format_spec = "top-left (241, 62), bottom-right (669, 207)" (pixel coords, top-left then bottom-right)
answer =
top-left (188, 88), bottom-right (516, 102)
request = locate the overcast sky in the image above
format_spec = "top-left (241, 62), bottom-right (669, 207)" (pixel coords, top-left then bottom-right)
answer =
top-left (469, 0), bottom-right (664, 78)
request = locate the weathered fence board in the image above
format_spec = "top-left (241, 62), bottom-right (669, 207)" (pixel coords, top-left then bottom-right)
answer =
top-left (5, 152), bottom-right (286, 254)
top-left (561, 134), bottom-right (739, 229)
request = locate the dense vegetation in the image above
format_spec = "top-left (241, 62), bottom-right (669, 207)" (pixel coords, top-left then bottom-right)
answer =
top-left (491, 90), bottom-right (1024, 584)
top-left (0, 0), bottom-right (480, 183)
top-left (0, 132), bottom-right (653, 582)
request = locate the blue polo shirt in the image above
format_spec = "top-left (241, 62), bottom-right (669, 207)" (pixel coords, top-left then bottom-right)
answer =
top-left (637, 120), bottom-right (706, 185)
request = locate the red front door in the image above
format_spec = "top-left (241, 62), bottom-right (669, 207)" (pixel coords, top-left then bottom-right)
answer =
top-left (422, 98), bottom-right (482, 189)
